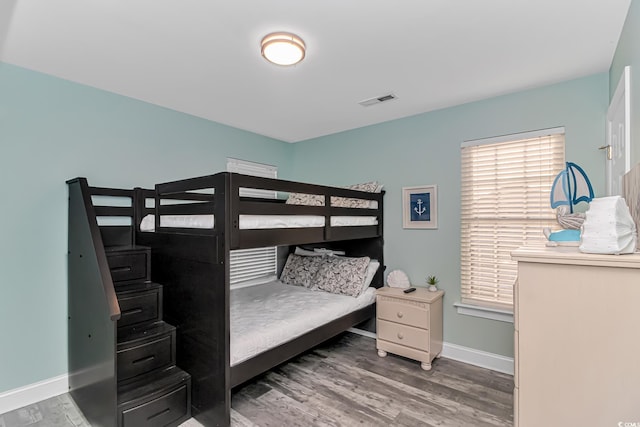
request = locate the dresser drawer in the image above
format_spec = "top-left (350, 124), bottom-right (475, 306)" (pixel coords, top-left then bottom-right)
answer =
top-left (377, 295), bottom-right (430, 329)
top-left (117, 287), bottom-right (161, 328)
top-left (117, 334), bottom-right (175, 382)
top-left (121, 383), bottom-right (189, 427)
top-left (108, 252), bottom-right (148, 283)
top-left (377, 319), bottom-right (430, 352)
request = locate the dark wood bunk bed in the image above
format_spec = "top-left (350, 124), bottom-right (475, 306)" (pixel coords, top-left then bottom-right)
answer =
top-left (68, 172), bottom-right (384, 427)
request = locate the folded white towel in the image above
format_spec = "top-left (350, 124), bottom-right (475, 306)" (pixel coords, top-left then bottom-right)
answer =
top-left (579, 196), bottom-right (637, 254)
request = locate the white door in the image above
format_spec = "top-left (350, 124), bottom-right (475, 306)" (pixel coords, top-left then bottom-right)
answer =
top-left (605, 66), bottom-right (631, 196)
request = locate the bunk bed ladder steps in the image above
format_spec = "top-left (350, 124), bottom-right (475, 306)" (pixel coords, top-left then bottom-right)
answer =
top-left (106, 245), bottom-right (192, 427)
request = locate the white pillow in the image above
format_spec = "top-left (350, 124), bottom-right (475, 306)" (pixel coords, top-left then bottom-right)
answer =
top-left (294, 247), bottom-right (322, 256)
top-left (313, 248), bottom-right (346, 256)
top-left (293, 247), bottom-right (346, 256)
top-left (360, 260), bottom-right (380, 296)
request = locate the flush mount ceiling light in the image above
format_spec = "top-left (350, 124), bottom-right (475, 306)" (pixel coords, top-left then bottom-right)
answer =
top-left (261, 32), bottom-right (306, 66)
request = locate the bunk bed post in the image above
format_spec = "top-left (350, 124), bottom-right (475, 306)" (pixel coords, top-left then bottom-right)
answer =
top-left (200, 171), bottom-right (232, 426)
top-left (132, 187), bottom-right (144, 246)
top-left (228, 174), bottom-right (240, 249)
top-left (323, 194), bottom-right (331, 241)
top-left (136, 173), bottom-right (231, 427)
top-left (220, 173), bottom-right (232, 427)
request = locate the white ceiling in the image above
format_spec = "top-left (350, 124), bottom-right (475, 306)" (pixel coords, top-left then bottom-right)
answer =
top-left (0, 0), bottom-right (632, 142)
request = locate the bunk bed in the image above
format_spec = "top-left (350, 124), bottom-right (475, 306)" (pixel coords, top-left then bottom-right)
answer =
top-left (70, 172), bottom-right (384, 427)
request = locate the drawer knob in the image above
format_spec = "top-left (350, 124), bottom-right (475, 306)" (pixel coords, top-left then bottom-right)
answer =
top-left (397, 311), bottom-right (404, 318)
top-left (397, 332), bottom-right (404, 340)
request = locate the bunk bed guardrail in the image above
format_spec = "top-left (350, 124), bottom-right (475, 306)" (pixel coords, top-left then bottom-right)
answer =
top-left (139, 172), bottom-right (384, 249)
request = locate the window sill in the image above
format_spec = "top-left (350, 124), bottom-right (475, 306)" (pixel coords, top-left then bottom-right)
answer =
top-left (454, 302), bottom-right (513, 323)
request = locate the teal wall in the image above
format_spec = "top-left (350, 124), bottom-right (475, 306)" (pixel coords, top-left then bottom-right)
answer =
top-left (0, 61), bottom-right (613, 394)
top-left (611, 0), bottom-right (639, 165)
top-left (0, 62), bottom-right (292, 394)
top-left (291, 74), bottom-right (609, 357)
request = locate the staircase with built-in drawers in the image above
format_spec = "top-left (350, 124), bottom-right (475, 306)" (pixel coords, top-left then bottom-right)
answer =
top-left (67, 178), bottom-right (191, 427)
top-left (107, 245), bottom-right (191, 427)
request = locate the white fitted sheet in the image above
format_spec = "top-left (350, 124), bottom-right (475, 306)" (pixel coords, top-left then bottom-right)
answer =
top-left (140, 214), bottom-right (377, 231)
top-left (230, 280), bottom-right (376, 366)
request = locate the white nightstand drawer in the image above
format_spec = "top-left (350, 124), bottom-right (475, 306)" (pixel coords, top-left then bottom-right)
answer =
top-left (377, 319), bottom-right (430, 351)
top-left (377, 296), bottom-right (429, 329)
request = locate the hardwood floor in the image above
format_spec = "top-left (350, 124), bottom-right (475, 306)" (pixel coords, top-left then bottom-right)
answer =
top-left (0, 394), bottom-right (89, 427)
top-left (230, 333), bottom-right (513, 427)
top-left (0, 333), bottom-right (513, 426)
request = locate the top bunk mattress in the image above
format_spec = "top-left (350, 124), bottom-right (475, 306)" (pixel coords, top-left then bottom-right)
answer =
top-left (230, 280), bottom-right (376, 366)
top-left (140, 214), bottom-right (377, 231)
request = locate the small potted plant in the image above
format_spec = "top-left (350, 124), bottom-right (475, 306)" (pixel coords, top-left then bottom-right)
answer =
top-left (426, 275), bottom-right (439, 292)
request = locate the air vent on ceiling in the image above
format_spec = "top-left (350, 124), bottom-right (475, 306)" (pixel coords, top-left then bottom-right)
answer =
top-left (358, 93), bottom-right (398, 107)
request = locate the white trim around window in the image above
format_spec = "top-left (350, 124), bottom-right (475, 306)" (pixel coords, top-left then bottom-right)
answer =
top-left (453, 301), bottom-right (514, 323)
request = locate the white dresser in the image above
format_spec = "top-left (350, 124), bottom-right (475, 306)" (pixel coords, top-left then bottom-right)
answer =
top-left (512, 246), bottom-right (640, 427)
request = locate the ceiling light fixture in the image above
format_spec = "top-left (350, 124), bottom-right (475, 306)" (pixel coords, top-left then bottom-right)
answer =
top-left (261, 32), bottom-right (306, 66)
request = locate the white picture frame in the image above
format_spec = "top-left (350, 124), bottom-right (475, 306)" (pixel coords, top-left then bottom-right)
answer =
top-left (402, 185), bottom-right (438, 229)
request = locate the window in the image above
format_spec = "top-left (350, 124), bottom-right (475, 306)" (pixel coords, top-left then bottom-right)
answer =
top-left (229, 246), bottom-right (277, 286)
top-left (460, 128), bottom-right (565, 309)
top-left (227, 158), bottom-right (278, 286)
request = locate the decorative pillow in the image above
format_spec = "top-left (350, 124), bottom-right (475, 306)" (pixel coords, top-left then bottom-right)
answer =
top-left (286, 182), bottom-right (383, 208)
top-left (285, 193), bottom-right (325, 206)
top-left (311, 256), bottom-right (371, 297)
top-left (331, 181), bottom-right (384, 209)
top-left (280, 254), bottom-right (324, 287)
top-left (349, 181), bottom-right (384, 193)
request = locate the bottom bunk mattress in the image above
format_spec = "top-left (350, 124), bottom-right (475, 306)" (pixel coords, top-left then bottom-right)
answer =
top-left (231, 280), bottom-right (376, 366)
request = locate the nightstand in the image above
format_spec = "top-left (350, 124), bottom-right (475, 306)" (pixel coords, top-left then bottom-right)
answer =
top-left (376, 287), bottom-right (444, 370)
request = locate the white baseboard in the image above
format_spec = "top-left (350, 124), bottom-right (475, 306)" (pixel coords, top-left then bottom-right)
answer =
top-left (347, 327), bottom-right (376, 339)
top-left (349, 329), bottom-right (514, 375)
top-left (0, 374), bottom-right (68, 415)
top-left (442, 342), bottom-right (514, 375)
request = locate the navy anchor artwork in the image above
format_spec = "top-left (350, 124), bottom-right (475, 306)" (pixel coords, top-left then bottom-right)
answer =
top-left (411, 193), bottom-right (430, 222)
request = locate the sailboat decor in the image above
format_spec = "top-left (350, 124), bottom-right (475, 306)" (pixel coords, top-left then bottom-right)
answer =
top-left (544, 162), bottom-right (595, 245)
top-left (550, 162), bottom-right (595, 214)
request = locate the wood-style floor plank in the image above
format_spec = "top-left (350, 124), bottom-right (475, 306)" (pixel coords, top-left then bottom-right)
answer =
top-left (0, 333), bottom-right (513, 427)
top-left (231, 332), bottom-right (513, 427)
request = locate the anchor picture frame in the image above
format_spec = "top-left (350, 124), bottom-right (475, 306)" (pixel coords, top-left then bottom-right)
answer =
top-left (402, 185), bottom-right (438, 229)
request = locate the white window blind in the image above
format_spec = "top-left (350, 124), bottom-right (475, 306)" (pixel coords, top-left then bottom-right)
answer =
top-left (227, 157), bottom-right (278, 199)
top-left (460, 129), bottom-right (565, 309)
top-left (226, 158), bottom-right (278, 286)
top-left (229, 247), bottom-right (277, 285)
